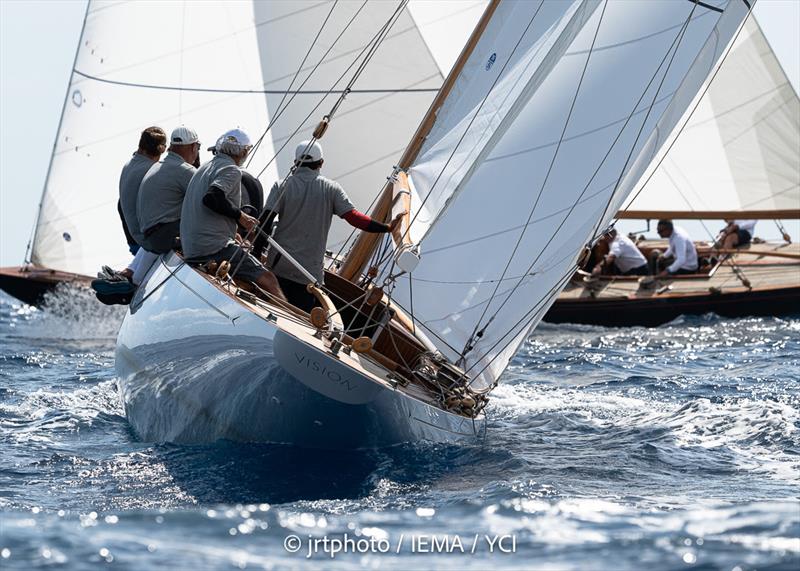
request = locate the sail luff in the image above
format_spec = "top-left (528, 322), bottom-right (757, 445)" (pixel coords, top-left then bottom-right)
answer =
top-left (29, 0), bottom-right (91, 268)
top-left (337, 0), bottom-right (499, 282)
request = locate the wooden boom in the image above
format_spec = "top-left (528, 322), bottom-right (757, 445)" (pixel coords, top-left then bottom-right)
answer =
top-left (617, 209), bottom-right (800, 220)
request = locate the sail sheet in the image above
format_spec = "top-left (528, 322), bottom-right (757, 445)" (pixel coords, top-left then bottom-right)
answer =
top-left (32, 1), bottom-right (277, 276)
top-left (251, 1), bottom-right (481, 252)
top-left (622, 16), bottom-right (800, 214)
top-left (382, 0), bottom-right (751, 389)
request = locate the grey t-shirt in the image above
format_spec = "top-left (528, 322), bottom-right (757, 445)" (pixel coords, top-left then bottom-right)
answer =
top-left (266, 167), bottom-right (355, 284)
top-left (119, 153), bottom-right (156, 244)
top-left (137, 151), bottom-right (196, 233)
top-left (180, 153), bottom-right (242, 259)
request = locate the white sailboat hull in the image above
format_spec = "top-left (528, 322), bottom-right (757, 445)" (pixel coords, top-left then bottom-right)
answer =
top-left (115, 254), bottom-right (484, 449)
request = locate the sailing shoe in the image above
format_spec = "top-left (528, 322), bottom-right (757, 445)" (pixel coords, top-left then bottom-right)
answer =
top-left (91, 277), bottom-right (136, 296)
top-left (94, 291), bottom-right (134, 306)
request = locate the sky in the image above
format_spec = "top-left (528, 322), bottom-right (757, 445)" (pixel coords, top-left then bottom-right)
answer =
top-left (1, 0), bottom-right (798, 267)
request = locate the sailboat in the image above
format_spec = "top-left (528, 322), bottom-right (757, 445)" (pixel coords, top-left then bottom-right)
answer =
top-left (0, 0), bottom-right (482, 306)
top-left (546, 15), bottom-right (800, 327)
top-left (114, 0), bottom-right (754, 448)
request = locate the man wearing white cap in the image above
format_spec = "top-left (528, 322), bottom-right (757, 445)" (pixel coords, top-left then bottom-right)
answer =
top-left (137, 126), bottom-right (200, 254)
top-left (180, 129), bottom-right (285, 301)
top-left (253, 140), bottom-right (401, 311)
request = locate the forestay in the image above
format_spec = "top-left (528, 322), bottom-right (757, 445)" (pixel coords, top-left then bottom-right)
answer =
top-left (32, 1), bottom-right (277, 276)
top-left (382, 0), bottom-right (752, 389)
top-left (623, 16), bottom-right (800, 214)
top-left (251, 1), bottom-right (482, 251)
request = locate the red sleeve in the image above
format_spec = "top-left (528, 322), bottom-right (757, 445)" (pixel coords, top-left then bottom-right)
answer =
top-left (341, 208), bottom-right (372, 230)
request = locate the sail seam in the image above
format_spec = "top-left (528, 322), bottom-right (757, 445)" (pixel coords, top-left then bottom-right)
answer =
top-left (71, 69), bottom-right (439, 94)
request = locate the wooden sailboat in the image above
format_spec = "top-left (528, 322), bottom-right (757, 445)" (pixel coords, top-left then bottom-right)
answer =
top-left (113, 0), bottom-right (754, 448)
top-left (546, 15), bottom-right (800, 327)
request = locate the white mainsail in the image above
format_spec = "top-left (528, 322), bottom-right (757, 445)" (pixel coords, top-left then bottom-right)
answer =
top-left (379, 0), bottom-right (752, 389)
top-left (622, 16), bottom-right (800, 215)
top-left (30, 0), bottom-right (480, 276)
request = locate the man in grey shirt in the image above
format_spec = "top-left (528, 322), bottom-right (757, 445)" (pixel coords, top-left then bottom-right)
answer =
top-left (254, 140), bottom-right (401, 311)
top-left (138, 126), bottom-right (199, 254)
top-left (119, 126), bottom-right (167, 252)
top-left (180, 129), bottom-right (285, 302)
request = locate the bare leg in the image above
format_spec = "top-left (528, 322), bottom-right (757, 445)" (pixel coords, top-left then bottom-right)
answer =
top-left (723, 232), bottom-right (739, 249)
top-left (257, 271), bottom-right (287, 303)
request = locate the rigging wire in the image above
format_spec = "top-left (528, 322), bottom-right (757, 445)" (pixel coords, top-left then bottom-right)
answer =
top-left (245, 0), bottom-right (341, 168)
top-left (229, 1), bottom-right (410, 278)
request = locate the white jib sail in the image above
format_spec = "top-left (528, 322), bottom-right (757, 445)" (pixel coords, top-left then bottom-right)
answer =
top-left (251, 1), bottom-right (483, 252)
top-left (623, 16), bottom-right (800, 214)
top-left (383, 0), bottom-right (752, 389)
top-left (32, 0), bottom-right (277, 276)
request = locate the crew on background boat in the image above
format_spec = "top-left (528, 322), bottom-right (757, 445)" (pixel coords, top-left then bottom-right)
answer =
top-left (253, 140), bottom-right (403, 312)
top-left (651, 219), bottom-right (699, 277)
top-left (180, 128), bottom-right (286, 302)
top-left (590, 228), bottom-right (648, 277)
top-left (137, 126), bottom-right (200, 254)
top-left (717, 219), bottom-right (757, 249)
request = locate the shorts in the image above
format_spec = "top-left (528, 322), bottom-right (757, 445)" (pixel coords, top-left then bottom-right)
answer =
top-left (737, 229), bottom-right (752, 245)
top-left (276, 276), bottom-right (318, 312)
top-left (188, 243), bottom-right (267, 283)
top-left (141, 220), bottom-right (181, 254)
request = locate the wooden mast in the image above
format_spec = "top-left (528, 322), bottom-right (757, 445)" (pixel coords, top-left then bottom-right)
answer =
top-left (337, 0), bottom-right (501, 282)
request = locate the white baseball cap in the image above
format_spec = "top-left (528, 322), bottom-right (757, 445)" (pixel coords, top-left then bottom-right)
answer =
top-left (170, 126), bottom-right (199, 145)
top-left (295, 140), bottom-right (323, 163)
top-left (219, 128), bottom-right (252, 147)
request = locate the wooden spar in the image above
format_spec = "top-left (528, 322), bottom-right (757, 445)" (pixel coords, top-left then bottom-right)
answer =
top-left (712, 248), bottom-right (800, 261)
top-left (617, 209), bottom-right (800, 220)
top-left (390, 171), bottom-right (413, 248)
top-left (337, 0), bottom-right (502, 282)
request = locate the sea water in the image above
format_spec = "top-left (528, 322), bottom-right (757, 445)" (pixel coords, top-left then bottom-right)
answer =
top-left (0, 287), bottom-right (797, 570)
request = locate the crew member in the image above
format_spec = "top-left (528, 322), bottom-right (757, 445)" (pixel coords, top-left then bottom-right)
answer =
top-left (717, 219), bottom-right (756, 249)
top-left (591, 228), bottom-right (648, 276)
top-left (92, 127), bottom-right (167, 304)
top-left (180, 128), bottom-right (285, 301)
top-left (253, 140), bottom-right (402, 311)
top-left (137, 126), bottom-right (200, 254)
top-left (651, 219), bottom-right (699, 277)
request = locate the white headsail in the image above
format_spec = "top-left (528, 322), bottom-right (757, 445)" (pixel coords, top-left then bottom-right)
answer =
top-left (622, 16), bottom-right (800, 215)
top-left (379, 0), bottom-right (753, 389)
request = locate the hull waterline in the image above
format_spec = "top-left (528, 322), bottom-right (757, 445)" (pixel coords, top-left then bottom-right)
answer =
top-left (115, 254), bottom-right (485, 449)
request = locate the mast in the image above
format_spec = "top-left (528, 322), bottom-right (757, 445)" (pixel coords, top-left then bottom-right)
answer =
top-left (26, 0), bottom-right (91, 266)
top-left (337, 0), bottom-right (501, 282)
